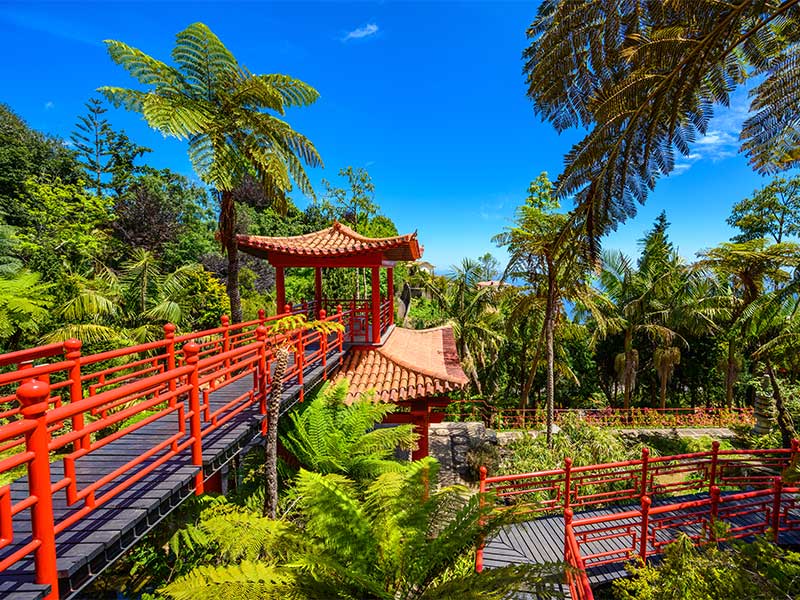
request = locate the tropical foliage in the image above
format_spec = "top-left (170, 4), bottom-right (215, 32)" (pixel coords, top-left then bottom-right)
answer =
top-left (281, 379), bottom-right (418, 480)
top-left (524, 1), bottom-right (800, 248)
top-left (160, 460), bottom-right (563, 600)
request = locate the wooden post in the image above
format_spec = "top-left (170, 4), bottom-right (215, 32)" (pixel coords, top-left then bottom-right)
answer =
top-left (320, 309), bottom-right (328, 377)
top-left (275, 266), bottom-right (286, 315)
top-left (350, 299), bottom-right (356, 343)
top-left (709, 485), bottom-right (720, 542)
top-left (371, 266), bottom-right (380, 343)
top-left (640, 495), bottom-right (651, 562)
top-left (297, 328), bottom-right (305, 402)
top-left (564, 457), bottom-right (573, 511)
top-left (184, 343), bottom-right (204, 495)
top-left (387, 267), bottom-right (395, 325)
top-left (314, 267), bottom-right (322, 317)
top-left (709, 440), bottom-right (720, 491)
top-left (772, 476), bottom-right (783, 542)
top-left (18, 380), bottom-right (58, 599)
top-left (476, 465), bottom-right (487, 572)
top-left (64, 338), bottom-right (85, 451)
top-left (256, 326), bottom-right (268, 436)
top-left (640, 447), bottom-right (650, 499)
top-left (163, 323), bottom-right (176, 392)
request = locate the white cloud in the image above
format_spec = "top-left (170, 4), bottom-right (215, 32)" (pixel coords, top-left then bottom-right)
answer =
top-left (343, 23), bottom-right (379, 42)
top-left (668, 89), bottom-right (751, 177)
top-left (44, 101), bottom-right (54, 110)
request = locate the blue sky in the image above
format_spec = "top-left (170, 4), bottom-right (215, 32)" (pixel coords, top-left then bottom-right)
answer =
top-left (0, 1), bottom-right (784, 272)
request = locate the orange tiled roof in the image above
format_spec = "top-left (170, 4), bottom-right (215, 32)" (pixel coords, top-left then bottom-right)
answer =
top-left (335, 326), bottom-right (469, 403)
top-left (237, 221), bottom-right (422, 262)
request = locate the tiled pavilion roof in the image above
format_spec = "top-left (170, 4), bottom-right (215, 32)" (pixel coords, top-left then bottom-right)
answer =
top-left (237, 221), bottom-right (422, 262)
top-left (335, 326), bottom-right (469, 403)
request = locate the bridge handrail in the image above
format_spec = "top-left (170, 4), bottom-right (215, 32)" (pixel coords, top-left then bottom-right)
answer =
top-left (482, 441), bottom-right (800, 600)
top-left (0, 303), bottom-right (350, 599)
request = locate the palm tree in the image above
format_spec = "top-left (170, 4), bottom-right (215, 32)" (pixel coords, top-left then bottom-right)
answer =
top-left (46, 250), bottom-right (212, 346)
top-left (524, 2), bottom-right (800, 250)
top-left (594, 250), bottom-right (680, 411)
top-left (281, 379), bottom-right (418, 480)
top-left (698, 239), bottom-right (800, 406)
top-left (426, 259), bottom-right (504, 395)
top-left (496, 173), bottom-right (596, 444)
top-left (100, 22), bottom-right (322, 322)
top-left (0, 270), bottom-right (52, 351)
top-left (161, 459), bottom-right (564, 600)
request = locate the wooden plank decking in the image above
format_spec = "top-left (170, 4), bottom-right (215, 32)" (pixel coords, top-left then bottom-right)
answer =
top-left (0, 344), bottom-right (344, 600)
top-left (484, 493), bottom-right (800, 599)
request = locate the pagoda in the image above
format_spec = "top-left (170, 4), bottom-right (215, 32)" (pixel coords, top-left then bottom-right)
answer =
top-left (237, 222), bottom-right (469, 458)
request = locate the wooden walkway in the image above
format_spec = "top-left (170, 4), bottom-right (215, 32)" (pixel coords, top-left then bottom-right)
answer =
top-left (0, 344), bottom-right (344, 600)
top-left (483, 493), bottom-right (800, 599)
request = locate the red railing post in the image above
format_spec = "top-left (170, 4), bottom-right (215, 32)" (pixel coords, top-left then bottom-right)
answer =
top-left (285, 303), bottom-right (292, 315)
top-left (256, 326), bottom-right (268, 436)
top-left (296, 328), bottom-right (305, 402)
top-left (564, 457), bottom-right (573, 511)
top-left (18, 380), bottom-right (58, 598)
top-left (183, 343), bottom-right (204, 495)
top-left (350, 299), bottom-right (356, 343)
top-left (772, 476), bottom-right (783, 543)
top-left (640, 495), bottom-right (651, 562)
top-left (64, 338), bottom-right (85, 451)
top-left (220, 315), bottom-right (231, 378)
top-left (709, 485), bottom-right (720, 542)
top-left (163, 323), bottom-right (176, 392)
top-left (640, 447), bottom-right (650, 499)
top-left (320, 309), bottom-right (328, 377)
top-left (337, 304), bottom-right (344, 351)
top-left (258, 308), bottom-right (266, 326)
top-left (476, 465), bottom-right (487, 572)
top-left (709, 440), bottom-right (720, 491)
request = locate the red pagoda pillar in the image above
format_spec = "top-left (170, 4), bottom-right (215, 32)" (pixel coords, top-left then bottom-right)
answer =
top-left (387, 267), bottom-right (394, 325)
top-left (314, 267), bottom-right (323, 317)
top-left (275, 266), bottom-right (286, 315)
top-left (371, 266), bottom-right (380, 343)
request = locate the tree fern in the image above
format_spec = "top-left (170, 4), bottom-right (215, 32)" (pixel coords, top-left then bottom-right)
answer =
top-left (524, 1), bottom-right (800, 251)
top-left (100, 22), bottom-right (322, 321)
top-left (281, 379), bottom-right (418, 480)
top-left (162, 464), bottom-right (564, 600)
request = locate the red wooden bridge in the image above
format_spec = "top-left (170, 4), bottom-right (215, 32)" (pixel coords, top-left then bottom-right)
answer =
top-left (478, 441), bottom-right (800, 599)
top-left (0, 303), bottom-right (357, 599)
top-left (0, 223), bottom-right (470, 600)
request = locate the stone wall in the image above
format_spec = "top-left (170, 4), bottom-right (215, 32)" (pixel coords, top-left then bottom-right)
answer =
top-left (428, 421), bottom-right (497, 486)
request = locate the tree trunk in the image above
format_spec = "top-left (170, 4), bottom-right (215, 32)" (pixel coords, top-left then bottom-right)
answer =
top-left (219, 190), bottom-right (243, 323)
top-left (623, 330), bottom-right (634, 411)
top-left (725, 339), bottom-right (736, 408)
top-left (659, 372), bottom-right (667, 410)
top-left (765, 362), bottom-right (797, 448)
top-left (544, 257), bottom-right (557, 447)
top-left (264, 347), bottom-right (288, 518)
top-left (521, 326), bottom-right (546, 409)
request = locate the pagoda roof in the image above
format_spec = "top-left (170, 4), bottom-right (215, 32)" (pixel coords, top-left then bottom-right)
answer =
top-left (237, 222), bottom-right (422, 265)
top-left (335, 326), bottom-right (469, 404)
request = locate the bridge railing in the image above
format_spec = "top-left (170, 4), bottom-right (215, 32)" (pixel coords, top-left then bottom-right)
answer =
top-left (481, 442), bottom-right (800, 517)
top-left (446, 405), bottom-right (755, 430)
top-left (564, 478), bottom-right (800, 599)
top-left (481, 441), bottom-right (800, 599)
top-left (0, 303), bottom-right (347, 599)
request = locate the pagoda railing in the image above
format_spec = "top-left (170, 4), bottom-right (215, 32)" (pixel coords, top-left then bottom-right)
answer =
top-left (0, 305), bottom-right (346, 599)
top-left (306, 297), bottom-right (392, 344)
top-left (446, 405), bottom-right (754, 430)
top-left (477, 441), bottom-right (800, 600)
